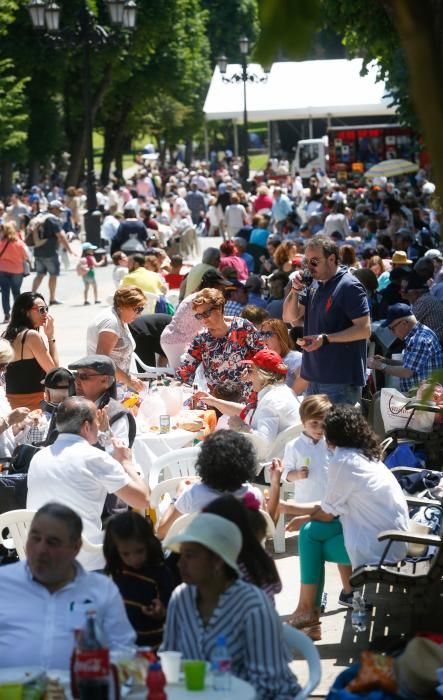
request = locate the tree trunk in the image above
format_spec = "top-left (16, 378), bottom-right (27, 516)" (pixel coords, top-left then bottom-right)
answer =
top-left (28, 159), bottom-right (40, 188)
top-left (386, 1), bottom-right (443, 215)
top-left (65, 64), bottom-right (114, 187)
top-left (100, 109), bottom-right (130, 185)
top-left (185, 136), bottom-right (192, 167)
top-left (0, 158), bottom-right (13, 198)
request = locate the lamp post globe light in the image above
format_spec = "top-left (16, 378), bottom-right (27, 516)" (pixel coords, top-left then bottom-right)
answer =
top-left (27, 0), bottom-right (137, 244)
top-left (217, 37), bottom-right (268, 183)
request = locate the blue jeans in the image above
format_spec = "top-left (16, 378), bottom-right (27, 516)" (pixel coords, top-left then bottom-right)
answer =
top-left (0, 271), bottom-right (23, 316)
top-left (306, 382), bottom-right (362, 405)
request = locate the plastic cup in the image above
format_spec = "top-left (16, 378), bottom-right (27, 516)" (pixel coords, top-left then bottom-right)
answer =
top-left (157, 651), bottom-right (182, 684)
top-left (0, 685), bottom-right (23, 700)
top-left (183, 660), bottom-right (206, 691)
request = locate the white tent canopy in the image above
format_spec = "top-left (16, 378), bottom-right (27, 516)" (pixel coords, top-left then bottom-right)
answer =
top-left (203, 58), bottom-right (396, 122)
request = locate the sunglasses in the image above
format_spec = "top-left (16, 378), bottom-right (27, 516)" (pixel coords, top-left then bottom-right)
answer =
top-left (304, 256), bottom-right (323, 268)
top-left (134, 306), bottom-right (145, 314)
top-left (261, 330), bottom-right (274, 339)
top-left (32, 305), bottom-right (49, 315)
top-left (75, 372), bottom-right (103, 381)
top-left (194, 307), bottom-right (216, 321)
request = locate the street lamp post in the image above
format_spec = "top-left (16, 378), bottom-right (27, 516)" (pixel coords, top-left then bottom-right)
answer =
top-left (217, 37), bottom-right (268, 184)
top-left (27, 0), bottom-right (137, 244)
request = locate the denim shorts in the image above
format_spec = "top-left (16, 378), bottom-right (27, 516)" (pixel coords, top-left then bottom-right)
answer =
top-left (34, 255), bottom-right (60, 277)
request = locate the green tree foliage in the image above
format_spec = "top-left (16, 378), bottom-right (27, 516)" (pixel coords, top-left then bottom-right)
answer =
top-left (0, 59), bottom-right (28, 155)
top-left (201, 0), bottom-right (260, 64)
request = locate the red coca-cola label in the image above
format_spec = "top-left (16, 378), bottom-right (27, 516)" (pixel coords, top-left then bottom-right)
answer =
top-left (76, 649), bottom-right (110, 678)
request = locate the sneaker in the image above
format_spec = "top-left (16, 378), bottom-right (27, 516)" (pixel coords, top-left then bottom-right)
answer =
top-left (49, 300), bottom-right (63, 305)
top-left (84, 301), bottom-right (90, 306)
top-left (338, 590), bottom-right (373, 610)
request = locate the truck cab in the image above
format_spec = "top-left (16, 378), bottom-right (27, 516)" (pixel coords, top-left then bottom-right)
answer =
top-left (292, 138), bottom-right (328, 181)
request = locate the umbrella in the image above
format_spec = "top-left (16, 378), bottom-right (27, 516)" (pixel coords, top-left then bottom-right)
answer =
top-left (364, 159), bottom-right (419, 179)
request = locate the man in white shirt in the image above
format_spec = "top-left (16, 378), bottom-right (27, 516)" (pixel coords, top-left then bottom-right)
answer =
top-left (0, 503), bottom-right (135, 669)
top-left (27, 396), bottom-right (149, 569)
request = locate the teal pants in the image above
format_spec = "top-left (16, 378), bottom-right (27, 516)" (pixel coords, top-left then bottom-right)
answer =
top-left (299, 519), bottom-right (351, 607)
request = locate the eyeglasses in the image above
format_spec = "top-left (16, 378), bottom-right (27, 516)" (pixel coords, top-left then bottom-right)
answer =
top-left (32, 305), bottom-right (48, 315)
top-left (261, 330), bottom-right (274, 339)
top-left (242, 365), bottom-right (253, 375)
top-left (75, 372), bottom-right (103, 381)
top-left (388, 319), bottom-right (406, 332)
top-left (304, 256), bottom-right (324, 268)
top-left (134, 306), bottom-right (145, 314)
top-left (194, 307), bottom-right (216, 321)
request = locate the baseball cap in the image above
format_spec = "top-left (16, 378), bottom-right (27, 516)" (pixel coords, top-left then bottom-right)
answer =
top-left (241, 349), bottom-right (288, 374)
top-left (381, 303), bottom-right (412, 327)
top-left (82, 242), bottom-right (97, 252)
top-left (42, 367), bottom-right (75, 389)
top-left (68, 354), bottom-right (116, 376)
top-left (200, 269), bottom-right (235, 288)
top-left (48, 199), bottom-right (63, 210)
top-left (164, 513), bottom-right (242, 574)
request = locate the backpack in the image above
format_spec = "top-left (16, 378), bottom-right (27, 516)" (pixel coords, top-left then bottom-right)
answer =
top-left (24, 214), bottom-right (49, 248)
top-left (76, 256), bottom-right (89, 276)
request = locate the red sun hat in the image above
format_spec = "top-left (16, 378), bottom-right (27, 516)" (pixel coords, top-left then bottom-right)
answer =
top-left (241, 349), bottom-right (288, 374)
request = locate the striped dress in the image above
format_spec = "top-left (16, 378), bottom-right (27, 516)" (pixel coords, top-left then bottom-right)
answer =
top-left (162, 579), bottom-right (300, 700)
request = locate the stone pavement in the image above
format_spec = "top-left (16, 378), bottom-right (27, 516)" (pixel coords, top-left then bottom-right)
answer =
top-left (19, 242), bottom-right (389, 697)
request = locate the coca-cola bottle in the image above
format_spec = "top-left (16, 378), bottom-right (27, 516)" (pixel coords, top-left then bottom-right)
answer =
top-left (146, 662), bottom-right (167, 700)
top-left (71, 611), bottom-right (110, 700)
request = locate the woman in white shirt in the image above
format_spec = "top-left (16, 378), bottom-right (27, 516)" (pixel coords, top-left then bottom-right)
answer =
top-left (224, 193), bottom-right (247, 239)
top-left (280, 405), bottom-right (409, 640)
top-left (193, 349), bottom-right (301, 460)
top-left (86, 286), bottom-right (145, 393)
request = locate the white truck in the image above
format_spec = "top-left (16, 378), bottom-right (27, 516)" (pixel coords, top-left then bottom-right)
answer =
top-left (292, 124), bottom-right (419, 182)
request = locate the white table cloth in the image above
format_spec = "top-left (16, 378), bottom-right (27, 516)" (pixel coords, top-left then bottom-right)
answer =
top-left (130, 675), bottom-right (256, 699)
top-left (133, 428), bottom-right (198, 481)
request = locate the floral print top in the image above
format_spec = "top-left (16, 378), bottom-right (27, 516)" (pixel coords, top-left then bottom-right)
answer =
top-left (176, 317), bottom-right (264, 400)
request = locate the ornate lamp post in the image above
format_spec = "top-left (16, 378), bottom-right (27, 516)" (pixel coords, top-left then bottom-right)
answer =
top-left (217, 37), bottom-right (268, 182)
top-left (27, 0), bottom-right (137, 244)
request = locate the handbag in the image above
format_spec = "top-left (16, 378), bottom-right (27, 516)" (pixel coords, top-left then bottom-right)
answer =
top-left (0, 239), bottom-right (10, 260)
top-left (23, 260), bottom-right (31, 277)
top-left (9, 443), bottom-right (41, 474)
top-left (380, 388), bottom-right (435, 433)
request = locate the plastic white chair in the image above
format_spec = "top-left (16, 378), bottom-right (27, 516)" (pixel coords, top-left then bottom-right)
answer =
top-left (148, 445), bottom-right (201, 490)
top-left (163, 512), bottom-right (197, 539)
top-left (0, 509), bottom-right (103, 564)
top-left (282, 624), bottom-right (322, 700)
top-left (133, 351), bottom-right (176, 379)
top-left (150, 476), bottom-right (200, 523)
top-left (0, 508), bottom-right (35, 560)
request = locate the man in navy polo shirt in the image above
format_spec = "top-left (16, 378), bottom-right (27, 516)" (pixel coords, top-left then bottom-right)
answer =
top-left (283, 236), bottom-right (371, 404)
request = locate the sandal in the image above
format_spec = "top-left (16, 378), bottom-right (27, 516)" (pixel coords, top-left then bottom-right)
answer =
top-left (288, 611), bottom-right (322, 641)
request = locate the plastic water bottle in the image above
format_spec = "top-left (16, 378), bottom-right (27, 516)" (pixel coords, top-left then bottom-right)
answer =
top-left (211, 634), bottom-right (232, 691)
top-left (351, 591), bottom-right (367, 633)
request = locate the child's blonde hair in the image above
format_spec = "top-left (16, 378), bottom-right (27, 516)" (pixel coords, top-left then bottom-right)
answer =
top-left (299, 394), bottom-right (332, 424)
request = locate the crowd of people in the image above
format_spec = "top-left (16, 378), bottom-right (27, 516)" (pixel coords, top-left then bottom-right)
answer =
top-left (0, 157), bottom-right (441, 695)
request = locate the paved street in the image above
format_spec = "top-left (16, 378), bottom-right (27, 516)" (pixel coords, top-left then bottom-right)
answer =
top-left (18, 243), bottom-right (372, 696)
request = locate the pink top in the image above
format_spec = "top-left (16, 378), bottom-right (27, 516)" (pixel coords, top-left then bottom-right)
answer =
top-left (0, 239), bottom-right (28, 274)
top-left (160, 292), bottom-right (203, 347)
top-left (219, 255), bottom-right (249, 281)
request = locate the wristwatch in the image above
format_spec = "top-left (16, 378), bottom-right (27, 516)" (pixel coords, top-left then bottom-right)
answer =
top-left (321, 334), bottom-right (330, 345)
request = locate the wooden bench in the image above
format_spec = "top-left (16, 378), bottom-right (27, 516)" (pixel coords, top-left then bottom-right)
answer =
top-left (350, 493), bottom-right (443, 634)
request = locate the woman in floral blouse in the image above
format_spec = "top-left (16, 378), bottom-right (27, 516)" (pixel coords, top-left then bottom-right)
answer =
top-left (176, 288), bottom-right (264, 401)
